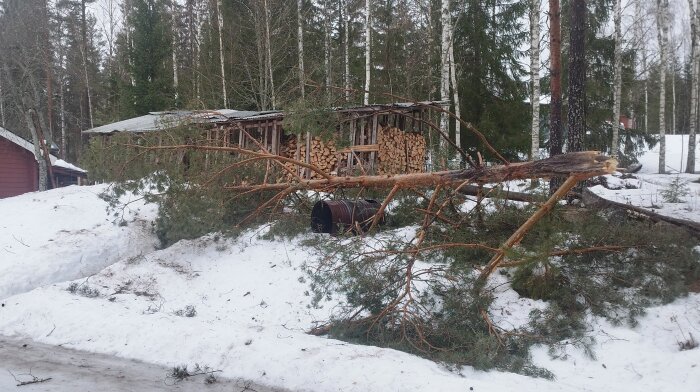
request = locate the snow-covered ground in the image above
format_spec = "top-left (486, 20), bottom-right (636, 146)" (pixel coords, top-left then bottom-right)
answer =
top-left (0, 184), bottom-right (157, 300)
top-left (589, 134), bottom-right (700, 222)
top-left (0, 136), bottom-right (698, 391)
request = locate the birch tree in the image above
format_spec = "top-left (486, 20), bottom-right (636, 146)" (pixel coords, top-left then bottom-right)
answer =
top-left (657, 0), bottom-right (668, 173)
top-left (364, 0), bottom-right (371, 105)
top-left (439, 0), bottom-right (450, 146)
top-left (216, 0), bottom-right (228, 108)
top-left (449, 38), bottom-right (461, 148)
top-left (171, 1), bottom-right (179, 104)
top-left (530, 0), bottom-right (541, 160)
top-left (297, 0), bottom-right (305, 99)
top-left (611, 0), bottom-right (622, 158)
top-left (687, 0), bottom-right (699, 173)
top-left (263, 0), bottom-right (275, 109)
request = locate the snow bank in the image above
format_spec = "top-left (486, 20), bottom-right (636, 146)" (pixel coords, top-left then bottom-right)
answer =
top-left (0, 184), bottom-right (158, 300)
top-left (1, 230), bottom-right (698, 392)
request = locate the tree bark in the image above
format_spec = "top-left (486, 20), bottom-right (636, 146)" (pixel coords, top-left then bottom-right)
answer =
top-left (171, 1), bottom-right (179, 104)
top-left (449, 38), bottom-right (461, 149)
top-left (439, 0), bottom-right (450, 148)
top-left (324, 0), bottom-right (332, 102)
top-left (549, 0), bottom-right (563, 157)
top-left (612, 0), bottom-right (622, 158)
top-left (221, 151), bottom-right (617, 191)
top-left (344, 0), bottom-right (350, 103)
top-left (364, 0), bottom-right (371, 105)
top-left (567, 0), bottom-right (586, 153)
top-left (687, 0), bottom-right (699, 173)
top-left (23, 106), bottom-right (48, 192)
top-left (657, 0), bottom-right (668, 173)
top-left (216, 0), bottom-right (228, 108)
top-left (263, 0), bottom-right (276, 109)
top-left (0, 69), bottom-right (5, 129)
top-left (298, 0), bottom-right (305, 99)
top-left (530, 0), bottom-right (541, 160)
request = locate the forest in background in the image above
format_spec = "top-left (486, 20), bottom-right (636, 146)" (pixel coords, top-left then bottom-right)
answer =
top-left (0, 0), bottom-right (698, 168)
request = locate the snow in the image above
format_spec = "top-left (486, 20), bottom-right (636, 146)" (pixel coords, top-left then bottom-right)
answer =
top-left (0, 136), bottom-right (699, 391)
top-left (0, 184), bottom-right (157, 300)
top-left (51, 158), bottom-right (87, 173)
top-left (589, 135), bottom-right (700, 223)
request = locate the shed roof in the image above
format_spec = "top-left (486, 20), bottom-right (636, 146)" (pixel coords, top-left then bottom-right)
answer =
top-left (0, 127), bottom-right (86, 174)
top-left (83, 102), bottom-right (447, 135)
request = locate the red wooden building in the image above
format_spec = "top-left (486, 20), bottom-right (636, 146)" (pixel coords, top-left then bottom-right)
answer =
top-left (0, 127), bottom-right (87, 199)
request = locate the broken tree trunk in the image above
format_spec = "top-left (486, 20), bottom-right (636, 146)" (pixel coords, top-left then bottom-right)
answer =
top-left (224, 151), bottom-right (616, 192)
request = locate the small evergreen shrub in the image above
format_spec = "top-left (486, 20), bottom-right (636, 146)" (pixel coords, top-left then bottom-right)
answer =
top-left (660, 177), bottom-right (690, 203)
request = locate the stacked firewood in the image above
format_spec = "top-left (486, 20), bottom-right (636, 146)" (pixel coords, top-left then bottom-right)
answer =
top-left (278, 135), bottom-right (300, 180)
top-left (309, 137), bottom-right (338, 178)
top-left (377, 127), bottom-right (426, 174)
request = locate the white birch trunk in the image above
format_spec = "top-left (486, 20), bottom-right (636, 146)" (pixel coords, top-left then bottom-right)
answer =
top-left (449, 39), bottom-right (461, 148)
top-left (344, 0), bottom-right (350, 103)
top-left (364, 0), bottom-right (371, 105)
top-left (172, 2), bottom-right (179, 103)
top-left (612, 0), bottom-right (622, 158)
top-left (657, 0), bottom-right (668, 173)
top-left (439, 0), bottom-right (450, 148)
top-left (324, 0), bottom-right (331, 101)
top-left (687, 0), bottom-right (699, 172)
top-left (529, 0), bottom-right (540, 160)
top-left (264, 0), bottom-right (276, 109)
top-left (297, 0), bottom-right (305, 98)
top-left (216, 0), bottom-right (228, 108)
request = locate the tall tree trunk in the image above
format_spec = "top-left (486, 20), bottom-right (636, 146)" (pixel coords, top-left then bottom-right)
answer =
top-left (567, 0), bottom-right (586, 153)
top-left (657, 0), bottom-right (668, 173)
top-left (364, 0), bottom-right (371, 105)
top-left (439, 0), bottom-right (450, 148)
top-left (612, 0), bottom-right (622, 158)
top-left (172, 1), bottom-right (179, 105)
top-left (216, 0), bottom-right (228, 108)
top-left (80, 0), bottom-right (93, 131)
top-left (449, 39), bottom-right (461, 148)
top-left (687, 0), bottom-right (699, 173)
top-left (263, 0), bottom-right (275, 109)
top-left (43, 1), bottom-right (53, 140)
top-left (297, 0), bottom-right (305, 99)
top-left (549, 0), bottom-right (563, 157)
top-left (530, 0), bottom-right (541, 160)
top-left (22, 95), bottom-right (47, 192)
top-left (324, 0), bottom-right (332, 102)
top-left (0, 69), bottom-right (5, 129)
top-left (344, 0), bottom-right (350, 103)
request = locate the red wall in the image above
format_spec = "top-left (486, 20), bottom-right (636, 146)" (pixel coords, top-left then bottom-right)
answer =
top-left (0, 137), bottom-right (38, 198)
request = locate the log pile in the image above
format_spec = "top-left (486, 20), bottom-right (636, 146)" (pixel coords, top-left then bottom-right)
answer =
top-left (279, 135), bottom-right (300, 180)
top-left (310, 137), bottom-right (338, 178)
top-left (377, 127), bottom-right (426, 174)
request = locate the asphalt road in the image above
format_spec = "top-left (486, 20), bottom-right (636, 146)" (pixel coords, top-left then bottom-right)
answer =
top-left (0, 336), bottom-right (286, 392)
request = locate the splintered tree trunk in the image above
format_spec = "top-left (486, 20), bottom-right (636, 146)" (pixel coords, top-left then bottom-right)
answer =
top-left (439, 0), bottom-right (450, 147)
top-left (297, 0), bottom-right (305, 98)
top-left (216, 0), bottom-right (228, 108)
top-left (612, 0), bottom-right (622, 158)
top-left (567, 0), bottom-right (586, 153)
top-left (530, 0), bottom-right (541, 160)
top-left (221, 151), bottom-right (617, 191)
top-left (364, 0), bottom-right (371, 105)
top-left (657, 0), bottom-right (668, 173)
top-left (688, 0), bottom-right (699, 173)
top-left (549, 0), bottom-right (563, 157)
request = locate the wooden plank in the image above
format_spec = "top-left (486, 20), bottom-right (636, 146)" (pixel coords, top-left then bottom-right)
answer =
top-left (370, 113), bottom-right (379, 170)
top-left (337, 144), bottom-right (380, 154)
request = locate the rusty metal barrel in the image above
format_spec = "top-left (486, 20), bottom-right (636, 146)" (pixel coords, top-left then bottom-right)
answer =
top-left (311, 199), bottom-right (384, 234)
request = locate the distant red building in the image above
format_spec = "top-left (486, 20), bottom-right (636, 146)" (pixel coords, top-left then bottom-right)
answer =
top-left (0, 127), bottom-right (86, 199)
top-left (619, 115), bottom-right (637, 130)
